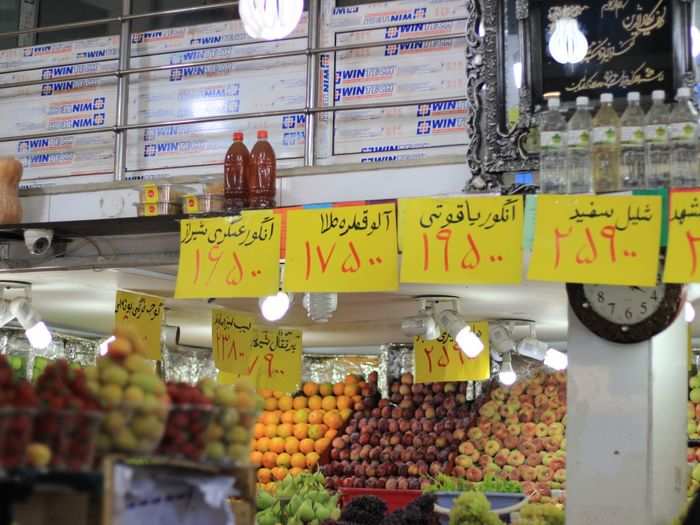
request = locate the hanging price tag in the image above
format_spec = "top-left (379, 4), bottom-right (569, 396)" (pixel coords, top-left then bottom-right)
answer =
top-left (664, 189), bottom-right (700, 283)
top-left (414, 322), bottom-right (490, 383)
top-left (114, 290), bottom-right (164, 360)
top-left (211, 310), bottom-right (254, 375)
top-left (175, 211), bottom-right (281, 298)
top-left (248, 328), bottom-right (302, 393)
top-left (528, 195), bottom-right (661, 286)
top-left (284, 204), bottom-right (399, 292)
top-left (399, 196), bottom-right (524, 284)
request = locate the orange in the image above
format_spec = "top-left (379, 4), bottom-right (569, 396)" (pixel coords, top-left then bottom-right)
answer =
top-left (276, 452), bottom-right (291, 467)
top-left (257, 468), bottom-right (272, 483)
top-left (278, 396), bottom-right (293, 411)
top-left (318, 424), bottom-right (329, 436)
top-left (262, 451), bottom-right (277, 468)
top-left (259, 388), bottom-right (274, 399)
top-left (291, 452), bottom-right (307, 469)
top-left (262, 412), bottom-right (280, 426)
top-left (271, 466), bottom-right (288, 481)
top-left (306, 452), bottom-right (320, 468)
top-left (321, 396), bottom-right (337, 411)
top-left (340, 408), bottom-right (352, 421)
top-left (336, 396), bottom-right (351, 410)
top-left (308, 424), bottom-right (323, 440)
top-left (277, 423), bottom-right (293, 438)
top-left (293, 409), bottom-right (309, 424)
top-left (308, 410), bottom-right (324, 425)
top-left (270, 437), bottom-right (285, 454)
top-left (344, 384), bottom-right (359, 397)
top-left (293, 423), bottom-right (308, 440)
top-left (289, 467), bottom-right (304, 477)
top-left (332, 383), bottom-right (345, 396)
top-left (292, 396), bottom-right (307, 410)
top-left (254, 423), bottom-right (266, 439)
top-left (273, 391), bottom-right (284, 399)
top-left (265, 424), bottom-right (278, 438)
top-left (302, 382), bottom-right (319, 397)
top-left (285, 437), bottom-right (300, 454)
top-left (314, 437), bottom-right (330, 454)
top-left (264, 397), bottom-right (278, 411)
top-left (250, 451), bottom-right (263, 465)
top-left (308, 396), bottom-right (323, 410)
top-left (344, 374), bottom-right (359, 384)
top-left (299, 438), bottom-right (315, 454)
top-left (352, 394), bottom-right (362, 404)
top-left (281, 410), bottom-right (295, 424)
top-left (324, 411), bottom-right (343, 430)
top-left (256, 437), bottom-right (270, 452)
top-left (319, 383), bottom-right (333, 397)
top-left (325, 428), bottom-right (338, 440)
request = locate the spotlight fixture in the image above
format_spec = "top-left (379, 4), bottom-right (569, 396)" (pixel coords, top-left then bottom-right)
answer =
top-left (303, 293), bottom-right (338, 323)
top-left (259, 292), bottom-right (293, 322)
top-left (436, 309), bottom-right (484, 358)
top-left (9, 298), bottom-right (52, 349)
top-left (490, 323), bottom-right (517, 354)
top-left (544, 348), bottom-right (568, 371)
top-left (548, 17), bottom-right (588, 65)
top-left (99, 335), bottom-right (116, 356)
top-left (401, 300), bottom-right (440, 340)
top-left (499, 352), bottom-right (517, 386)
top-left (239, 0), bottom-right (303, 41)
top-left (686, 301), bottom-right (696, 323)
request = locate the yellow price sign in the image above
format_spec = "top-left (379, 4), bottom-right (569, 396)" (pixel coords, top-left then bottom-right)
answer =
top-left (528, 195), bottom-right (661, 286)
top-left (211, 310), bottom-right (254, 375)
top-left (175, 211), bottom-right (281, 298)
top-left (414, 322), bottom-right (490, 383)
top-left (664, 189), bottom-right (700, 283)
top-left (399, 196), bottom-right (523, 284)
top-left (114, 290), bottom-right (164, 360)
top-left (249, 328), bottom-right (302, 393)
top-left (284, 204), bottom-right (399, 292)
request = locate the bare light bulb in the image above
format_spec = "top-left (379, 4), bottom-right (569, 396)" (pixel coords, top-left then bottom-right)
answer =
top-left (692, 26), bottom-right (700, 58)
top-left (686, 301), bottom-right (696, 323)
top-left (499, 355), bottom-right (517, 386)
top-left (548, 17), bottom-right (589, 65)
top-left (25, 321), bottom-right (52, 350)
top-left (513, 61), bottom-right (523, 90)
top-left (240, 0), bottom-right (303, 40)
top-left (259, 292), bottom-right (292, 322)
top-left (456, 328), bottom-right (484, 358)
top-left (544, 348), bottom-right (568, 371)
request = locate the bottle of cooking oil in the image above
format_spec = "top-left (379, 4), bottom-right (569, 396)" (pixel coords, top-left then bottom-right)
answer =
top-left (591, 93), bottom-right (620, 193)
top-left (669, 87), bottom-right (699, 187)
top-left (645, 90), bottom-right (671, 187)
top-left (567, 96), bottom-right (593, 193)
top-left (619, 92), bottom-right (646, 189)
top-left (539, 96), bottom-right (568, 193)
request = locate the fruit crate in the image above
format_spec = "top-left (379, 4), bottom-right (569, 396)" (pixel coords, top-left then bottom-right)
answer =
top-left (339, 487), bottom-right (422, 512)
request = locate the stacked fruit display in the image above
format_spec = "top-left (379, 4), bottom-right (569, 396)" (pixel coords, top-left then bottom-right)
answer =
top-left (198, 377), bottom-right (261, 466)
top-left (34, 360), bottom-right (103, 471)
top-left (456, 371), bottom-right (567, 502)
top-left (157, 382), bottom-right (214, 461)
top-left (688, 371), bottom-right (700, 498)
top-left (322, 372), bottom-right (473, 491)
top-left (0, 354), bottom-right (39, 470)
top-left (89, 329), bottom-right (171, 455)
top-left (256, 472), bottom-right (341, 525)
top-left (253, 374), bottom-right (378, 489)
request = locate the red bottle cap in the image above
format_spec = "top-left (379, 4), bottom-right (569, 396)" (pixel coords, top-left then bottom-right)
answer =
top-left (233, 131), bottom-right (244, 141)
top-left (257, 130), bottom-right (268, 139)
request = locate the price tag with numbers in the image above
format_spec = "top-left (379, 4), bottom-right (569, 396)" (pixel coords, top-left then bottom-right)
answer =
top-left (284, 204), bottom-right (399, 292)
top-left (114, 290), bottom-right (164, 360)
top-left (175, 211), bottom-right (281, 299)
top-left (414, 322), bottom-right (490, 383)
top-left (664, 189), bottom-right (700, 282)
top-left (399, 196), bottom-right (524, 284)
top-left (248, 328), bottom-right (302, 393)
top-left (211, 310), bottom-right (254, 375)
top-left (528, 195), bottom-right (662, 286)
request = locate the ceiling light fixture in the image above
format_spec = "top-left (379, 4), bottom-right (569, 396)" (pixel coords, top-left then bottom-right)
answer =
top-left (401, 300), bottom-right (440, 340)
top-left (436, 309), bottom-right (484, 358)
top-left (692, 26), bottom-right (700, 58)
top-left (544, 348), bottom-right (568, 371)
top-left (99, 335), bottom-right (116, 356)
top-left (259, 291), bottom-right (293, 322)
top-left (239, 0), bottom-right (303, 41)
top-left (548, 17), bottom-right (588, 65)
top-left (686, 301), bottom-right (696, 323)
top-left (303, 293), bottom-right (338, 323)
top-left (8, 298), bottom-right (52, 349)
top-left (499, 352), bottom-right (517, 385)
top-left (513, 61), bottom-right (523, 90)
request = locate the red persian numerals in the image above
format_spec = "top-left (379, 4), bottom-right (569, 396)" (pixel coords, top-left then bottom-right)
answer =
top-left (422, 338), bottom-right (465, 374)
top-left (553, 224), bottom-right (636, 268)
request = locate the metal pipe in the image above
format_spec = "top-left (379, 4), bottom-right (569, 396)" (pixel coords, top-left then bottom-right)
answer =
top-left (304, 0), bottom-right (320, 167)
top-left (114, 0), bottom-right (132, 181)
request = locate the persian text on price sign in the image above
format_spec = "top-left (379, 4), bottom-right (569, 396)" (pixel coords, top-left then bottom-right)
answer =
top-left (284, 204), bottom-right (399, 292)
top-left (528, 195), bottom-right (661, 286)
top-left (114, 290), bottom-right (164, 360)
top-left (248, 328), bottom-right (302, 393)
top-left (211, 310), bottom-right (254, 375)
top-left (399, 196), bottom-right (523, 284)
top-left (175, 211), bottom-right (281, 298)
top-left (665, 190), bottom-right (700, 283)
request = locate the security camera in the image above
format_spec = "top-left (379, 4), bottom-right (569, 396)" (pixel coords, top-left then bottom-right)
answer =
top-left (23, 229), bottom-right (53, 256)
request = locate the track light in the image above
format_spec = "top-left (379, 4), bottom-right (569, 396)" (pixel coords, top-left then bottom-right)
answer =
top-left (517, 336), bottom-right (548, 361)
top-left (490, 323), bottom-right (516, 354)
top-left (686, 301), bottom-right (696, 323)
top-left (499, 352), bottom-right (517, 385)
top-left (9, 298), bottom-right (52, 349)
top-left (436, 309), bottom-right (484, 358)
top-left (401, 314), bottom-right (440, 340)
top-left (544, 348), bottom-right (568, 371)
top-left (99, 335), bottom-right (116, 356)
top-left (259, 292), bottom-right (293, 322)
top-left (303, 293), bottom-right (338, 323)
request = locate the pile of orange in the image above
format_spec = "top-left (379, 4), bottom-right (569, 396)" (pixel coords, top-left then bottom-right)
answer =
top-left (252, 376), bottom-right (362, 488)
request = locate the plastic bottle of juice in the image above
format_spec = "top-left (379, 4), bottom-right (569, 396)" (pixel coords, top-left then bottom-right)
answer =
top-left (669, 87), bottom-right (700, 187)
top-left (539, 96), bottom-right (568, 193)
top-left (591, 93), bottom-right (620, 193)
top-left (567, 96), bottom-right (593, 193)
top-left (619, 92), bottom-right (646, 189)
top-left (645, 90), bottom-right (671, 188)
top-left (247, 130), bottom-right (276, 209)
top-left (223, 131), bottom-right (249, 211)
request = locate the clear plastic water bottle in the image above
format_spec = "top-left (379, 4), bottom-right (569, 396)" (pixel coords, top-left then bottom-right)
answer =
top-left (592, 93), bottom-right (621, 193)
top-left (567, 96), bottom-right (593, 193)
top-left (669, 87), bottom-right (699, 187)
top-left (645, 90), bottom-right (671, 187)
top-left (539, 96), bottom-right (568, 193)
top-left (619, 92), bottom-right (646, 189)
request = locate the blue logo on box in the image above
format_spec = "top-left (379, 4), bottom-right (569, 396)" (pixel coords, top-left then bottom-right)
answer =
top-left (144, 144), bottom-right (156, 157)
top-left (417, 120), bottom-right (431, 135)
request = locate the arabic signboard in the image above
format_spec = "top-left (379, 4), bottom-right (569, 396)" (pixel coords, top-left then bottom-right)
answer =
top-left (414, 322), bottom-right (490, 383)
top-left (114, 290), bottom-right (164, 360)
top-left (211, 310), bottom-right (254, 375)
top-left (399, 196), bottom-right (524, 284)
top-left (534, 0), bottom-right (674, 104)
top-left (248, 328), bottom-right (303, 393)
top-left (175, 211), bottom-right (281, 299)
top-left (284, 204), bottom-right (400, 293)
top-left (664, 189), bottom-right (700, 283)
top-left (528, 195), bottom-right (662, 286)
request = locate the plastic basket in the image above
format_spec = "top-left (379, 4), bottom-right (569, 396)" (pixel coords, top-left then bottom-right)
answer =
top-left (339, 487), bottom-right (422, 513)
top-left (0, 407), bottom-right (36, 472)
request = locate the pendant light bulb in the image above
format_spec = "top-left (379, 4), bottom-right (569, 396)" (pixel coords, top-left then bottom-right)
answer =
top-left (686, 301), bottom-right (696, 323)
top-left (499, 352), bottom-right (517, 386)
top-left (240, 0), bottom-right (303, 41)
top-left (548, 17), bottom-right (589, 65)
top-left (544, 348), bottom-right (568, 371)
top-left (259, 292), bottom-right (292, 322)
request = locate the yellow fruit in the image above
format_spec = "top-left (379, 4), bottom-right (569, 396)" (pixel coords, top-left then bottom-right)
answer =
top-left (293, 409), bottom-right (309, 424)
top-left (26, 443), bottom-right (51, 468)
top-left (292, 396), bottom-right (307, 410)
top-left (308, 396), bottom-right (322, 410)
top-left (123, 385), bottom-right (145, 408)
top-left (278, 396), bottom-right (293, 411)
top-left (285, 437), bottom-right (300, 454)
top-left (306, 452), bottom-right (320, 468)
top-left (319, 383), bottom-right (333, 397)
top-left (276, 452), bottom-right (291, 467)
top-left (104, 411), bottom-right (128, 433)
top-left (100, 384), bottom-right (123, 408)
top-left (321, 396), bottom-right (337, 411)
top-left (264, 398), bottom-right (278, 411)
top-left (290, 452), bottom-right (306, 469)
